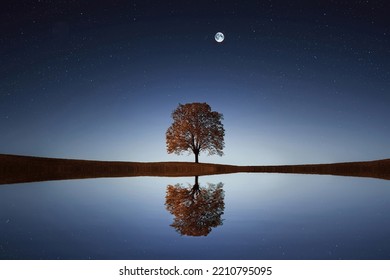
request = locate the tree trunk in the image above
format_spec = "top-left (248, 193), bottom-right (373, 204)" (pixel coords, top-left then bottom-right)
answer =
top-left (194, 150), bottom-right (199, 163)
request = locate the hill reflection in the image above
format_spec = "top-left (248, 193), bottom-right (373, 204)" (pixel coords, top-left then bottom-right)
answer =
top-left (165, 176), bottom-right (225, 236)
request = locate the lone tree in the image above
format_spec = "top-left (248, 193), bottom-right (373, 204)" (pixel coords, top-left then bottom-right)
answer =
top-left (166, 102), bottom-right (225, 163)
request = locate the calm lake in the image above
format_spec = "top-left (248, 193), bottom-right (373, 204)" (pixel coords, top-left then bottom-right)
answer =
top-left (0, 174), bottom-right (389, 260)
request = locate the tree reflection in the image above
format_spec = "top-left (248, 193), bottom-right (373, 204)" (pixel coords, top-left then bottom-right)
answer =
top-left (165, 176), bottom-right (225, 236)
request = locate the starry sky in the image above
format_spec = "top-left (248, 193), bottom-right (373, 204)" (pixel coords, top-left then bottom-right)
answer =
top-left (1, 1), bottom-right (389, 165)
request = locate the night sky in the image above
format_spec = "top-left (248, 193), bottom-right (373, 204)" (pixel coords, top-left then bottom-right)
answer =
top-left (1, 1), bottom-right (389, 165)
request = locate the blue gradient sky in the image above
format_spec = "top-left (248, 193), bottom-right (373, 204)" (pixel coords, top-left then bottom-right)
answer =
top-left (1, 1), bottom-right (389, 165)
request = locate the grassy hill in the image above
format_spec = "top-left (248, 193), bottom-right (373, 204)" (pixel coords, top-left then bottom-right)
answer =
top-left (1, 154), bottom-right (389, 184)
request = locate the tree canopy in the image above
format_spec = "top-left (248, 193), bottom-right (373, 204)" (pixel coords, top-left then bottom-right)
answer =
top-left (165, 178), bottom-right (225, 236)
top-left (166, 102), bottom-right (225, 163)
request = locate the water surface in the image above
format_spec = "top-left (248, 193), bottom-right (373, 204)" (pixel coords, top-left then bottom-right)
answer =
top-left (0, 174), bottom-right (389, 259)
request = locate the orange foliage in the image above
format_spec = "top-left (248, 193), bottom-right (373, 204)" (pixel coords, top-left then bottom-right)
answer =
top-left (166, 102), bottom-right (224, 163)
top-left (165, 181), bottom-right (225, 236)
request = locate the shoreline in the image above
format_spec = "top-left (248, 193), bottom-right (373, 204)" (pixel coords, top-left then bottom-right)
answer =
top-left (1, 154), bottom-right (389, 184)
